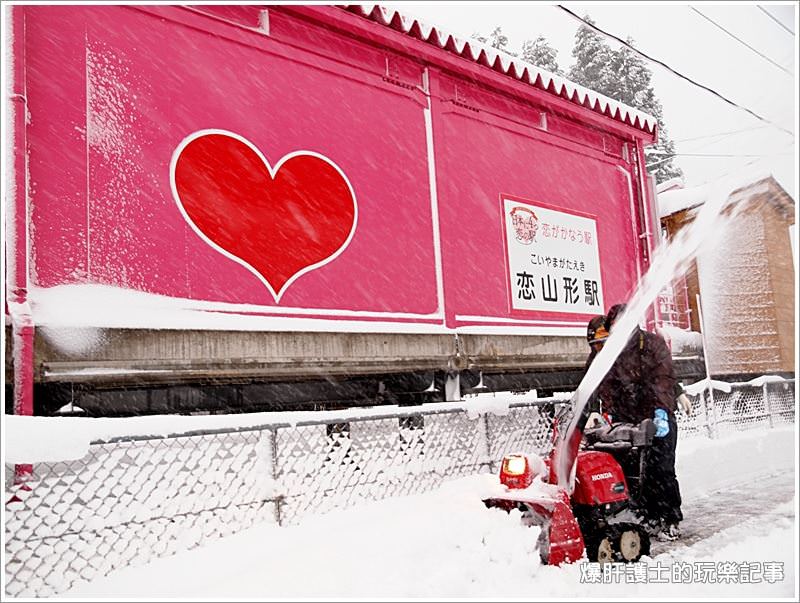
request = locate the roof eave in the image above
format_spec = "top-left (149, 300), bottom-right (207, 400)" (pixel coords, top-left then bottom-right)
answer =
top-left (277, 5), bottom-right (658, 143)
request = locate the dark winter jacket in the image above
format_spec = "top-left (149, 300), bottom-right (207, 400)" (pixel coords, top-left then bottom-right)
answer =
top-left (584, 349), bottom-right (601, 414)
top-left (595, 328), bottom-right (677, 424)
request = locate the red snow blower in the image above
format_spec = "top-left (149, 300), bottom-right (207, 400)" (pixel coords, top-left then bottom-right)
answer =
top-left (483, 401), bottom-right (656, 565)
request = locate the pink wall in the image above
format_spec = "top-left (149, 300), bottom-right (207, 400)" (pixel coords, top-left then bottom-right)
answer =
top-left (431, 77), bottom-right (643, 327)
top-left (20, 5), bottom-right (651, 331)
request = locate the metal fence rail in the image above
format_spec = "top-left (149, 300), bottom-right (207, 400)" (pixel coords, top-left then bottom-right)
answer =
top-left (4, 380), bottom-right (795, 597)
top-left (676, 379), bottom-right (796, 438)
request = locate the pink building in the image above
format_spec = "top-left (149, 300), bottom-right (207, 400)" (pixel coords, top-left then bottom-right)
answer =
top-left (6, 5), bottom-right (662, 415)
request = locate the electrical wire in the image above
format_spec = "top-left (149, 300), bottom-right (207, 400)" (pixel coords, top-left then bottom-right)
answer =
top-left (758, 6), bottom-right (795, 36)
top-left (555, 5), bottom-right (794, 137)
top-left (674, 125), bottom-right (769, 143)
top-left (654, 151), bottom-right (793, 158)
top-left (676, 90), bottom-right (783, 153)
top-left (646, 143), bottom-right (795, 169)
top-left (689, 6), bottom-right (793, 77)
top-left (693, 141), bottom-right (795, 185)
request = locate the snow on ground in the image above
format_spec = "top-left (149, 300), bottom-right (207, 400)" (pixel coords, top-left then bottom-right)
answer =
top-left (4, 391), bottom-right (545, 463)
top-left (65, 426), bottom-right (797, 598)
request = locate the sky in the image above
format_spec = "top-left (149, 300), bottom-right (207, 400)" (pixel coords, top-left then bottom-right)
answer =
top-left (380, 2), bottom-right (798, 199)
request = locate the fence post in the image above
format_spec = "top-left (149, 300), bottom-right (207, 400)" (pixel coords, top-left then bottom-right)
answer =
top-left (702, 390), bottom-right (715, 439)
top-left (696, 294), bottom-right (717, 439)
top-left (763, 382), bottom-right (774, 429)
top-left (480, 413), bottom-right (493, 473)
top-left (267, 427), bottom-right (283, 526)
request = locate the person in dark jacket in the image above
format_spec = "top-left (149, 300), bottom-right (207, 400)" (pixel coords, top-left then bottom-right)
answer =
top-left (598, 303), bottom-right (683, 541)
top-left (584, 315), bottom-right (609, 418)
top-left (585, 315), bottom-right (609, 364)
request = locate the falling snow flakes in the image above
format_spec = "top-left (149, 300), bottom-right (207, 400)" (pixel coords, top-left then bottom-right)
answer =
top-left (85, 41), bottom-right (158, 290)
top-left (87, 43), bottom-right (139, 163)
top-left (88, 50), bottom-right (126, 160)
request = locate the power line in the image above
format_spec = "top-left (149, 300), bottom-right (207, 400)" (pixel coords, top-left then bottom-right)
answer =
top-left (758, 6), bottom-right (795, 36)
top-left (672, 83), bottom-right (778, 149)
top-left (689, 6), bottom-right (793, 77)
top-left (692, 141), bottom-right (795, 186)
top-left (645, 148), bottom-right (794, 169)
top-left (555, 5), bottom-right (794, 137)
top-left (674, 125), bottom-right (769, 143)
top-left (653, 151), bottom-right (794, 158)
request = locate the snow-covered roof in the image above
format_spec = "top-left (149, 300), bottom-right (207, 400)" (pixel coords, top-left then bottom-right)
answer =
top-left (343, 4), bottom-right (658, 136)
top-left (657, 171), bottom-right (789, 219)
top-left (655, 176), bottom-right (685, 195)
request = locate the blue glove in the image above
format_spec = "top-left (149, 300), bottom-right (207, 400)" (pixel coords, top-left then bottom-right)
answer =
top-left (654, 408), bottom-right (669, 438)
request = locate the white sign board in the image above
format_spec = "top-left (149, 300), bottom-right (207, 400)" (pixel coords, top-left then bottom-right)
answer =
top-left (503, 196), bottom-right (604, 314)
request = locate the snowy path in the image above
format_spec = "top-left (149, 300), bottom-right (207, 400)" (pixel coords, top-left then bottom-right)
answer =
top-left (66, 427), bottom-right (796, 598)
top-left (653, 469), bottom-right (795, 556)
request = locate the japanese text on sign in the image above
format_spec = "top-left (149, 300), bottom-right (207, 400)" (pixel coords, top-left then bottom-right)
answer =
top-left (504, 197), bottom-right (603, 314)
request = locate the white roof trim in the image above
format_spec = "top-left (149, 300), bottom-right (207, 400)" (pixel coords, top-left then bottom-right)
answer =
top-left (345, 4), bottom-right (658, 135)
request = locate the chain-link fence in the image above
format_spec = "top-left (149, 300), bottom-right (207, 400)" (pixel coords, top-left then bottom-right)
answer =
top-left (4, 380), bottom-right (795, 597)
top-left (676, 379), bottom-right (796, 438)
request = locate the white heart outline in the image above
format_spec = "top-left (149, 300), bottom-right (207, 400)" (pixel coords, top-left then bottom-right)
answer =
top-left (170, 129), bottom-right (359, 303)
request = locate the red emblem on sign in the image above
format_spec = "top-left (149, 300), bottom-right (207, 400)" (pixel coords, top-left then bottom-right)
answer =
top-left (510, 206), bottom-right (538, 245)
top-left (171, 130), bottom-right (357, 301)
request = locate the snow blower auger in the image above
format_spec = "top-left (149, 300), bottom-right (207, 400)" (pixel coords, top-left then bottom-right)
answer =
top-left (483, 400), bottom-right (655, 565)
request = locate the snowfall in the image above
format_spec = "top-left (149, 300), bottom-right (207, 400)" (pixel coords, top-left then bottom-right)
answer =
top-left (53, 425), bottom-right (796, 599)
top-left (7, 184), bottom-right (797, 599)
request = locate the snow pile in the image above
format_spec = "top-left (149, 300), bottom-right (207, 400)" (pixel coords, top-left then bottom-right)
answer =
top-left (4, 392), bottom-right (547, 463)
top-left (745, 374), bottom-right (788, 387)
top-left (655, 176), bottom-right (685, 194)
top-left (63, 427), bottom-right (795, 598)
top-left (6, 376), bottom-right (786, 464)
top-left (683, 378), bottom-right (733, 396)
top-left (38, 326), bottom-right (107, 356)
top-left (462, 389), bottom-right (557, 419)
top-left (659, 324), bottom-right (702, 354)
top-left (674, 426), bottom-right (793, 492)
top-left (463, 395), bottom-right (512, 419)
top-left (27, 283), bottom-right (450, 334)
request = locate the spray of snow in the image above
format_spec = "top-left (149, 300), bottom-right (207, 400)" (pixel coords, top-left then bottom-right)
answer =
top-left (554, 172), bottom-right (756, 489)
top-left (696, 209), bottom-right (777, 374)
top-left (38, 326), bottom-right (107, 356)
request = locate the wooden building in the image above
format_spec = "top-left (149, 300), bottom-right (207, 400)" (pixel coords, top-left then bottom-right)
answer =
top-left (658, 174), bottom-right (795, 378)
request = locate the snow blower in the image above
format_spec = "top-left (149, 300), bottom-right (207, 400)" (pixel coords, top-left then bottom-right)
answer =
top-left (483, 400), bottom-right (656, 565)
